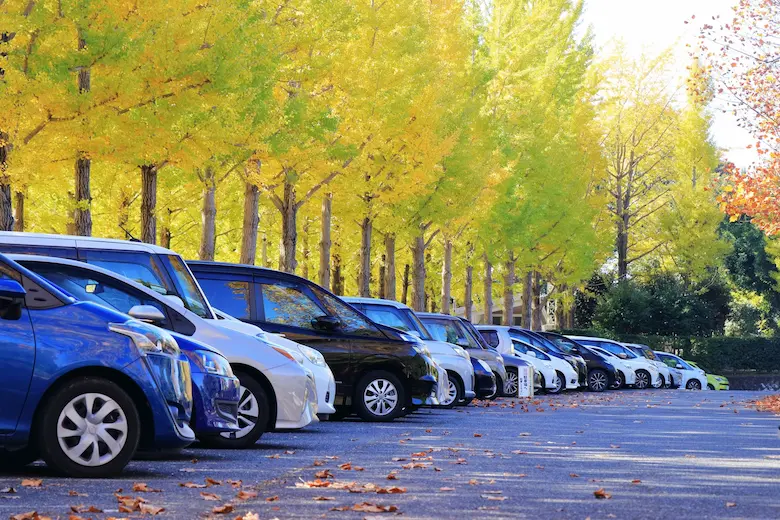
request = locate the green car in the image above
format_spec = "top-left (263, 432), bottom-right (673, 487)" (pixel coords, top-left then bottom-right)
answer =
top-left (687, 361), bottom-right (729, 390)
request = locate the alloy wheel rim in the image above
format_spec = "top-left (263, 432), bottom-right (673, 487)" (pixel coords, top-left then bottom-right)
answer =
top-left (222, 385), bottom-right (259, 439)
top-left (505, 372), bottom-right (518, 395)
top-left (554, 375), bottom-right (563, 393)
top-left (688, 380), bottom-right (701, 390)
top-left (57, 392), bottom-right (128, 467)
top-left (636, 372), bottom-right (649, 389)
top-left (590, 372), bottom-right (607, 391)
top-left (441, 380), bottom-right (458, 406)
top-left (364, 379), bottom-right (398, 416)
top-left (611, 373), bottom-right (623, 389)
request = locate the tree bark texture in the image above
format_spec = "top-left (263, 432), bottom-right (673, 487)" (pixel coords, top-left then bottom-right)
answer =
top-left (302, 218), bottom-right (311, 280)
top-left (73, 30), bottom-right (92, 237)
top-left (532, 271), bottom-right (543, 330)
top-left (0, 131), bottom-right (11, 231)
top-left (522, 271), bottom-right (533, 328)
top-left (384, 234), bottom-right (396, 301)
top-left (378, 255), bottom-right (386, 299)
top-left (503, 253), bottom-right (515, 326)
top-left (358, 217), bottom-right (372, 297)
top-left (13, 190), bottom-right (24, 232)
top-left (401, 263), bottom-right (410, 306)
top-left (141, 164), bottom-right (158, 244)
top-left (441, 240), bottom-right (453, 314)
top-left (240, 178), bottom-right (260, 265)
top-left (483, 255), bottom-right (493, 324)
top-left (261, 233), bottom-right (269, 267)
top-left (279, 180), bottom-right (298, 273)
top-left (199, 167), bottom-right (217, 261)
top-left (318, 193), bottom-right (332, 289)
top-left (411, 234), bottom-right (426, 311)
top-left (464, 265), bottom-right (473, 321)
top-left (332, 247), bottom-right (344, 296)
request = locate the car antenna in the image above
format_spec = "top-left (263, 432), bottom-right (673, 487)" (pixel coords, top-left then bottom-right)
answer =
top-left (119, 224), bottom-right (142, 243)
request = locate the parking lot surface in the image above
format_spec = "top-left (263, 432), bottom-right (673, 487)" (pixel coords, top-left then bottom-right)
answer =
top-left (1, 389), bottom-right (779, 520)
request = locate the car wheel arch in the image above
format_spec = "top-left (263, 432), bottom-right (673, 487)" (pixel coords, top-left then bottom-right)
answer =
top-left (230, 363), bottom-right (278, 430)
top-left (31, 366), bottom-right (155, 450)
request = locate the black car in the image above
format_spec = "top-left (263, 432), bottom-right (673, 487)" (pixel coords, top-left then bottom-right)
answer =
top-left (471, 357), bottom-right (496, 399)
top-left (187, 261), bottom-right (438, 422)
top-left (508, 328), bottom-right (588, 388)
top-left (539, 332), bottom-right (619, 392)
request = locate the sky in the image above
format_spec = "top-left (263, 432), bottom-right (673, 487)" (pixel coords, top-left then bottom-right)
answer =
top-left (581, 0), bottom-right (758, 168)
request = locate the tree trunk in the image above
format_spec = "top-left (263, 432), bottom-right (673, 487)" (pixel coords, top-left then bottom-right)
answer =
top-left (378, 254), bottom-right (386, 299)
top-left (483, 255), bottom-right (493, 325)
top-left (199, 166), bottom-right (217, 261)
top-left (522, 271), bottom-right (533, 328)
top-left (240, 178), bottom-right (260, 265)
top-left (616, 213), bottom-right (629, 279)
top-left (384, 234), bottom-right (396, 300)
top-left (141, 164), bottom-right (158, 244)
top-left (503, 253), bottom-right (515, 325)
top-left (118, 189), bottom-right (131, 235)
top-left (441, 239), bottom-right (452, 314)
top-left (73, 158), bottom-right (92, 236)
top-left (401, 263), bottom-right (410, 305)
top-left (160, 221), bottom-right (172, 249)
top-left (12, 190), bottom-right (23, 232)
top-left (566, 291), bottom-right (575, 329)
top-left (411, 234), bottom-right (426, 311)
top-left (358, 217), bottom-right (372, 297)
top-left (318, 193), bottom-right (332, 289)
top-left (332, 247), bottom-right (344, 296)
top-left (465, 265), bottom-right (473, 321)
top-left (532, 271), bottom-right (543, 330)
top-left (73, 31), bottom-right (92, 237)
top-left (261, 233), bottom-right (269, 267)
top-left (0, 131), bottom-right (11, 231)
top-left (279, 180), bottom-right (298, 273)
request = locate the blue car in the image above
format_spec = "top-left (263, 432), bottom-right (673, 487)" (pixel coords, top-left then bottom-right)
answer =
top-left (8, 256), bottom-right (241, 438)
top-left (0, 253), bottom-right (194, 477)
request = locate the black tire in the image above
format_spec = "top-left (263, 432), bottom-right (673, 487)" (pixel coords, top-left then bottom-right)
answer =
top-left (484, 373), bottom-right (502, 400)
top-left (634, 370), bottom-right (650, 390)
top-left (707, 384), bottom-right (715, 390)
top-left (37, 378), bottom-right (140, 478)
top-left (548, 371), bottom-right (565, 394)
top-left (503, 369), bottom-right (519, 397)
top-left (588, 369), bottom-right (608, 392)
top-left (610, 371), bottom-right (624, 390)
top-left (0, 446), bottom-right (38, 471)
top-left (440, 373), bottom-right (463, 408)
top-left (686, 379), bottom-right (702, 390)
top-left (354, 371), bottom-right (405, 422)
top-left (201, 371), bottom-right (270, 449)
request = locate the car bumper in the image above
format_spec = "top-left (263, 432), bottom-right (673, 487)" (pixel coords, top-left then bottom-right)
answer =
top-left (564, 367), bottom-right (580, 390)
top-left (311, 363), bottom-right (337, 415)
top-left (474, 370), bottom-right (497, 399)
top-left (267, 362), bottom-right (319, 430)
top-left (132, 356), bottom-right (196, 449)
top-left (433, 363), bottom-right (449, 406)
top-left (410, 374), bottom-right (438, 406)
top-left (191, 372), bottom-right (241, 434)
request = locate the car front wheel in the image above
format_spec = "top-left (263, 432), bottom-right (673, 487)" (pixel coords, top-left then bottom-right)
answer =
top-left (504, 369), bottom-right (519, 397)
top-left (355, 371), bottom-right (405, 421)
top-left (203, 372), bottom-right (270, 449)
top-left (588, 369), bottom-right (608, 392)
top-left (686, 379), bottom-right (702, 390)
top-left (548, 372), bottom-right (564, 394)
top-left (440, 374), bottom-right (463, 408)
top-left (38, 378), bottom-right (140, 478)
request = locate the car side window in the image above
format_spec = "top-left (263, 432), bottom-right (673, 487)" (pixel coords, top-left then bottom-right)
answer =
top-left (363, 307), bottom-right (411, 331)
top-left (511, 339), bottom-right (529, 354)
top-left (311, 288), bottom-right (382, 337)
top-left (259, 282), bottom-right (325, 330)
top-left (197, 278), bottom-right (251, 320)
top-left (479, 330), bottom-right (500, 348)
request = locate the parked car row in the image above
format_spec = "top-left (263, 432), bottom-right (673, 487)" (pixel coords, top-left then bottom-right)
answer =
top-left (0, 232), bottom-right (726, 479)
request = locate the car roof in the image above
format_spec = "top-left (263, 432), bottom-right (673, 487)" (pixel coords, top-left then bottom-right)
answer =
top-left (187, 260), bottom-right (317, 285)
top-left (416, 312), bottom-right (457, 319)
top-left (0, 231), bottom-right (179, 255)
top-left (7, 254), bottom-right (193, 316)
top-left (341, 296), bottom-right (411, 310)
top-left (567, 335), bottom-right (623, 345)
top-left (474, 325), bottom-right (510, 330)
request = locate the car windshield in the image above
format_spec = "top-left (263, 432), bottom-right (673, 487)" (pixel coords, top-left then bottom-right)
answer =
top-left (460, 319), bottom-right (493, 349)
top-left (421, 317), bottom-right (482, 349)
top-left (543, 334), bottom-right (579, 354)
top-left (362, 304), bottom-right (433, 340)
top-left (161, 255), bottom-right (212, 319)
top-left (402, 309), bottom-right (434, 340)
top-left (508, 329), bottom-right (559, 354)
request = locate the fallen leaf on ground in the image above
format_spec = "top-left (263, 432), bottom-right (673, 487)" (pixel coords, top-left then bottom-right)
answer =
top-left (180, 482), bottom-right (207, 489)
top-left (631, 479), bottom-right (642, 484)
top-left (313, 496), bottom-right (335, 501)
top-left (726, 502), bottom-right (737, 508)
top-left (482, 495), bottom-right (507, 501)
top-left (212, 504), bottom-right (234, 514)
top-left (313, 460), bottom-right (325, 466)
top-left (200, 492), bottom-right (221, 501)
top-left (474, 433), bottom-right (483, 437)
top-left (594, 488), bottom-right (612, 499)
top-left (265, 495), bottom-right (279, 502)
top-left (21, 479), bottom-right (42, 488)
top-left (237, 490), bottom-right (257, 501)
top-left (386, 472), bottom-right (398, 480)
top-left (352, 502), bottom-right (398, 513)
top-left (68, 490), bottom-right (88, 497)
top-left (70, 505), bottom-right (102, 513)
top-left (315, 469), bottom-right (335, 479)
top-left (11, 512), bottom-right (50, 520)
top-left (138, 503), bottom-right (165, 515)
top-left (266, 454), bottom-right (280, 459)
top-left (1, 487), bottom-right (17, 494)
top-left (284, 450), bottom-right (296, 455)
top-left (439, 487), bottom-right (455, 492)
top-left (377, 487), bottom-right (406, 494)
top-left (239, 514), bottom-right (260, 520)
top-left (132, 483), bottom-right (161, 493)
top-left (330, 505), bottom-right (350, 511)
top-left (205, 477), bottom-right (222, 487)
top-left (570, 473), bottom-right (580, 478)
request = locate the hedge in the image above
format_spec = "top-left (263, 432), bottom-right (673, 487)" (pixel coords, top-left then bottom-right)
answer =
top-left (557, 329), bottom-right (780, 373)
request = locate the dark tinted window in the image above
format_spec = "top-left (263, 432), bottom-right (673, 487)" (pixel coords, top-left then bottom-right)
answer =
top-left (420, 318), bottom-right (481, 349)
top-left (312, 288), bottom-right (381, 337)
top-left (197, 278), bottom-right (251, 320)
top-left (259, 282), bottom-right (324, 329)
top-left (479, 330), bottom-right (500, 348)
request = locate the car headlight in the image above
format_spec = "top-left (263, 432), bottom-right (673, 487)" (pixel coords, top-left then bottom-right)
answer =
top-left (272, 345), bottom-right (306, 365)
top-left (451, 346), bottom-right (469, 359)
top-left (186, 349), bottom-right (234, 376)
top-left (110, 320), bottom-right (180, 357)
top-left (402, 334), bottom-right (431, 358)
top-left (299, 344), bottom-right (327, 367)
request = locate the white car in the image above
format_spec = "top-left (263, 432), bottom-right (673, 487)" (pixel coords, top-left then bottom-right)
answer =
top-left (654, 352), bottom-right (708, 390)
top-left (7, 250), bottom-right (318, 449)
top-left (568, 336), bottom-right (661, 389)
top-left (625, 343), bottom-right (673, 388)
top-left (342, 297), bottom-right (475, 407)
top-left (212, 308), bottom-right (337, 415)
top-left (475, 325), bottom-right (577, 393)
top-left (584, 345), bottom-right (637, 388)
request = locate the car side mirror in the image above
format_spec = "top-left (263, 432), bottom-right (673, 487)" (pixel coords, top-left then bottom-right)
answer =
top-left (312, 315), bottom-right (341, 332)
top-left (618, 353), bottom-right (628, 359)
top-left (0, 279), bottom-right (26, 321)
top-left (128, 305), bottom-right (166, 324)
top-left (675, 363), bottom-right (684, 369)
top-left (162, 294), bottom-right (185, 308)
top-left (570, 346), bottom-right (579, 354)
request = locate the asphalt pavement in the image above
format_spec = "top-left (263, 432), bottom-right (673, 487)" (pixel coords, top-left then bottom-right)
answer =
top-left (1, 389), bottom-right (779, 520)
